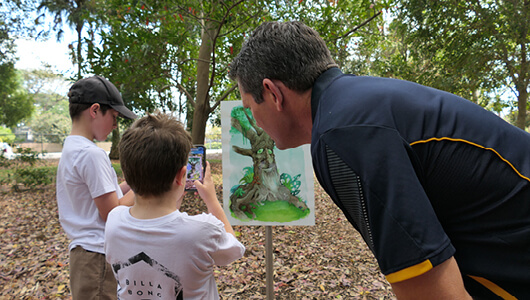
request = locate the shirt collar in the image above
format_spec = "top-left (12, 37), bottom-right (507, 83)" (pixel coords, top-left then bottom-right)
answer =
top-left (311, 67), bottom-right (344, 122)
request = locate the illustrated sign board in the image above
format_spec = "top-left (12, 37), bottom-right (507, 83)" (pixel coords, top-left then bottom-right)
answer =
top-left (221, 101), bottom-right (315, 226)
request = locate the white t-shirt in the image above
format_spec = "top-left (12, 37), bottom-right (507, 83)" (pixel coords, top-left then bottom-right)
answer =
top-left (56, 135), bottom-right (123, 253)
top-left (105, 206), bottom-right (245, 300)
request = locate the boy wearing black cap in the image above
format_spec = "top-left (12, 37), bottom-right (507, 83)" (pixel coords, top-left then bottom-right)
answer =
top-left (56, 75), bottom-right (137, 299)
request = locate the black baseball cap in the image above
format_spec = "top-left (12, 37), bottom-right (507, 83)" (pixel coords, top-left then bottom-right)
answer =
top-left (68, 75), bottom-right (137, 119)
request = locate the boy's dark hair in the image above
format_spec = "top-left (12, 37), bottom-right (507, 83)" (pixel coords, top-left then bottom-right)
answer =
top-left (119, 112), bottom-right (192, 197)
top-left (229, 21), bottom-right (336, 103)
top-left (69, 103), bottom-right (112, 120)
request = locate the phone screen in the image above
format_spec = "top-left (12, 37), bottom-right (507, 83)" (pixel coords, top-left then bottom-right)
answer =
top-left (185, 145), bottom-right (206, 190)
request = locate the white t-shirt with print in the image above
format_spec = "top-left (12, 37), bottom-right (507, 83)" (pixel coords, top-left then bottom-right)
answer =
top-left (56, 135), bottom-right (123, 253)
top-left (105, 206), bottom-right (245, 300)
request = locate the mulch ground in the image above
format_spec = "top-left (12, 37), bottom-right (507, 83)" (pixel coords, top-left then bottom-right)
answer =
top-left (0, 160), bottom-right (396, 299)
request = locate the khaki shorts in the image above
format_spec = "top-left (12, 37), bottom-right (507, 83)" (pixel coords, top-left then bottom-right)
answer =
top-left (69, 246), bottom-right (117, 300)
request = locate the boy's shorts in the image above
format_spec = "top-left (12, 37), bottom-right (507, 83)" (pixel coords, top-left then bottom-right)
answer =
top-left (69, 246), bottom-right (117, 299)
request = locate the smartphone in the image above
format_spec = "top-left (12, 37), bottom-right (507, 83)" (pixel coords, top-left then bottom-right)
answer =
top-left (185, 145), bottom-right (206, 190)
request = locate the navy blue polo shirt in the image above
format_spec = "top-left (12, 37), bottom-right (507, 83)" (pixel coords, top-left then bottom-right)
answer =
top-left (311, 68), bottom-right (530, 299)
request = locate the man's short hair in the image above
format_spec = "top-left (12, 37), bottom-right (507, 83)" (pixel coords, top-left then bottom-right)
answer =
top-left (119, 113), bottom-right (192, 197)
top-left (229, 21), bottom-right (336, 103)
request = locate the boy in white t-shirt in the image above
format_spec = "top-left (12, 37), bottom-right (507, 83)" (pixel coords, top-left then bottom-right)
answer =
top-left (56, 75), bottom-right (137, 299)
top-left (105, 112), bottom-right (245, 299)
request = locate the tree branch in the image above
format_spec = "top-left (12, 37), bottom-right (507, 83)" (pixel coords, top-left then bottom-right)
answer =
top-left (231, 112), bottom-right (258, 142)
top-left (232, 145), bottom-right (253, 157)
top-left (331, 10), bottom-right (382, 41)
top-left (210, 84), bottom-right (238, 113)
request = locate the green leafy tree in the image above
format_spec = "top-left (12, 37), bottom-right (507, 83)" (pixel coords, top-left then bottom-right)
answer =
top-left (0, 12), bottom-right (16, 64)
top-left (268, 0), bottom-right (390, 75)
top-left (1, 0), bottom-right (39, 60)
top-left (86, 0), bottom-right (389, 146)
top-left (0, 64), bottom-right (34, 128)
top-left (36, 0), bottom-right (98, 79)
top-left (386, 0), bottom-right (529, 129)
top-left (87, 0), bottom-right (270, 145)
top-left (22, 69), bottom-right (71, 143)
top-left (356, 17), bottom-right (502, 110)
top-left (0, 126), bottom-right (16, 143)
top-left (1, 1), bottom-right (47, 129)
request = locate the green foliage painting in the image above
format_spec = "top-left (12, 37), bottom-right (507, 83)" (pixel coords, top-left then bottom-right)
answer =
top-left (221, 101), bottom-right (315, 226)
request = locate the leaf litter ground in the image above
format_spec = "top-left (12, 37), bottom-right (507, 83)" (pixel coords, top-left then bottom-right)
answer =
top-left (0, 160), bottom-right (396, 299)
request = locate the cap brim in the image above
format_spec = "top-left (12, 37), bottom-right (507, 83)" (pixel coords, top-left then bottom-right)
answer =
top-left (113, 105), bottom-right (137, 119)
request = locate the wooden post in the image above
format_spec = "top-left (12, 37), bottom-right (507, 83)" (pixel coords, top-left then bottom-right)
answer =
top-left (266, 226), bottom-right (274, 299)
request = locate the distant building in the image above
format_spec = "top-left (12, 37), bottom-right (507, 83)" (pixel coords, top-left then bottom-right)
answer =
top-left (13, 126), bottom-right (34, 142)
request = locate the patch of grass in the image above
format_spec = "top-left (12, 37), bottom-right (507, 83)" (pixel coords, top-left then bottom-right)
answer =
top-left (0, 168), bottom-right (10, 182)
top-left (112, 163), bottom-right (123, 178)
top-left (1, 166), bottom-right (57, 180)
top-left (33, 165), bottom-right (57, 176)
top-left (235, 200), bottom-right (311, 223)
top-left (0, 150), bottom-right (57, 190)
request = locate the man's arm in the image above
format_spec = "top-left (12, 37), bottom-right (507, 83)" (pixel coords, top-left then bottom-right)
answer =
top-left (390, 257), bottom-right (472, 300)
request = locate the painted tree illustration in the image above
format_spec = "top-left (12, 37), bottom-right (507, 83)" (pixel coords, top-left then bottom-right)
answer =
top-left (229, 106), bottom-right (308, 220)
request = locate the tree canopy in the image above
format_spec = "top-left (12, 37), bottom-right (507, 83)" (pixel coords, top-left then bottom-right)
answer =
top-left (0, 64), bottom-right (34, 128)
top-left (84, 0), bottom-right (390, 144)
top-left (4, 0), bottom-right (528, 139)
top-left (37, 0), bottom-right (99, 80)
top-left (22, 69), bottom-right (71, 143)
top-left (380, 0), bottom-right (529, 129)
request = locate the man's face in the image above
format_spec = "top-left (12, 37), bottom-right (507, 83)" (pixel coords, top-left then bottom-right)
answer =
top-left (239, 83), bottom-right (289, 149)
top-left (240, 84), bottom-right (265, 127)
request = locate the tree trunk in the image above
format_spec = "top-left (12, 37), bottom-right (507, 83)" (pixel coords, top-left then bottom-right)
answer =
top-left (76, 22), bottom-right (83, 80)
top-left (108, 127), bottom-right (120, 160)
top-left (191, 19), bottom-right (215, 145)
top-left (186, 100), bottom-right (194, 132)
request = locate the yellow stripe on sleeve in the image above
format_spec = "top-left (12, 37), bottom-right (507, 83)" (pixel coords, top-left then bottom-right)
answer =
top-left (410, 137), bottom-right (530, 182)
top-left (468, 276), bottom-right (517, 300)
top-left (385, 260), bottom-right (433, 283)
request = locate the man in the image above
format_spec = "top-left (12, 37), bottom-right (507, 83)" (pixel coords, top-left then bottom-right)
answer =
top-left (229, 21), bottom-right (530, 299)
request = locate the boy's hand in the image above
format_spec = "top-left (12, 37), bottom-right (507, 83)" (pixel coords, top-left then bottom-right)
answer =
top-left (193, 161), bottom-right (235, 236)
top-left (194, 162), bottom-right (217, 204)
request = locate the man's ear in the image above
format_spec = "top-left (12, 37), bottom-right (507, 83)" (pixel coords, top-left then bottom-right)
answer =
top-left (262, 78), bottom-right (284, 111)
top-left (175, 166), bottom-right (187, 186)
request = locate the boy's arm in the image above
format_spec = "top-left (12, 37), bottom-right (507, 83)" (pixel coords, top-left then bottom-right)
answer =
top-left (194, 162), bottom-right (235, 236)
top-left (119, 181), bottom-right (135, 206)
top-left (94, 191), bottom-right (120, 222)
top-left (119, 189), bottom-right (135, 206)
top-left (94, 189), bottom-right (135, 222)
top-left (120, 181), bottom-right (131, 194)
